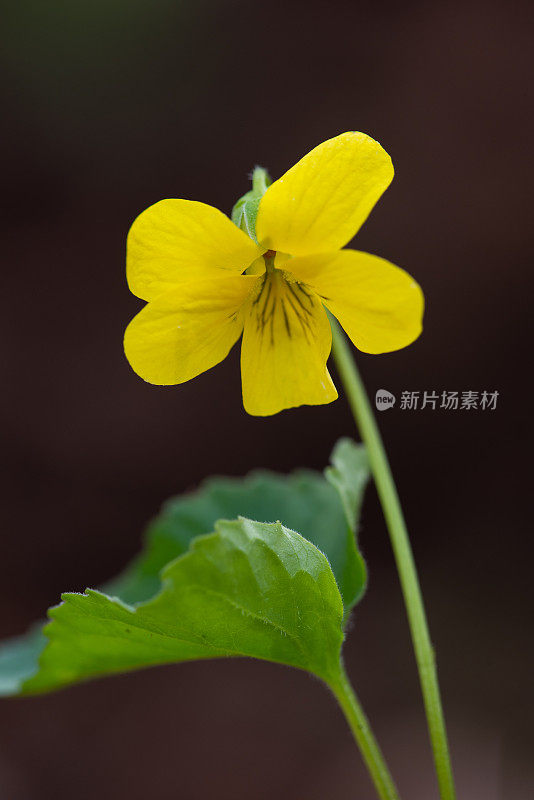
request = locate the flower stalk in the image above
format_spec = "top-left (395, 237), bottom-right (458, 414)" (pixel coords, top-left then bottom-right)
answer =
top-left (329, 316), bottom-right (457, 800)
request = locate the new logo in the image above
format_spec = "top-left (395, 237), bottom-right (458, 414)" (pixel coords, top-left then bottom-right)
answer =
top-left (375, 389), bottom-right (396, 411)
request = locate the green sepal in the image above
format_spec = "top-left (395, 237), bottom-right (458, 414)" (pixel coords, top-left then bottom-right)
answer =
top-left (231, 165), bottom-right (271, 243)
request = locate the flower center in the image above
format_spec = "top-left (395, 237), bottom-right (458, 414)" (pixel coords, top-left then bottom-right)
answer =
top-left (251, 252), bottom-right (316, 345)
top-left (263, 249), bottom-right (277, 273)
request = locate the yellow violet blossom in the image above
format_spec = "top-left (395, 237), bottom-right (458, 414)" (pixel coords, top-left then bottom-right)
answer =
top-left (124, 132), bottom-right (423, 416)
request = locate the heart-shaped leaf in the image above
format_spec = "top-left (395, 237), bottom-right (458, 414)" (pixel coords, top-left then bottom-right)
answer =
top-left (106, 439), bottom-right (367, 616)
top-left (0, 439), bottom-right (368, 695)
top-left (27, 519), bottom-right (345, 694)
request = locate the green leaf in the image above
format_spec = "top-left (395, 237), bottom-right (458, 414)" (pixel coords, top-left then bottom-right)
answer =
top-left (0, 627), bottom-right (47, 696)
top-left (0, 439), bottom-right (369, 696)
top-left (326, 437), bottom-right (369, 535)
top-left (107, 449), bottom-right (368, 615)
top-left (22, 519), bottom-right (345, 694)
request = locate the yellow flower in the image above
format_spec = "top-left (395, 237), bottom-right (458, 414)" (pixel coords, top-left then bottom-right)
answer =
top-left (124, 132), bottom-right (423, 416)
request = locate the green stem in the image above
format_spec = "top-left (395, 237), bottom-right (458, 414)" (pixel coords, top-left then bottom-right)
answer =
top-left (251, 165), bottom-right (271, 195)
top-left (330, 317), bottom-right (456, 800)
top-left (331, 664), bottom-right (401, 800)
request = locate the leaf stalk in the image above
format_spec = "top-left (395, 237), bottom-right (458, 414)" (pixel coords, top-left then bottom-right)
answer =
top-left (330, 664), bottom-right (401, 800)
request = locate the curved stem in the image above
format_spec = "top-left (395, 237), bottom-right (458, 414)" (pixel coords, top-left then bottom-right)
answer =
top-left (330, 318), bottom-right (456, 800)
top-left (330, 664), bottom-right (401, 800)
top-left (251, 165), bottom-right (271, 195)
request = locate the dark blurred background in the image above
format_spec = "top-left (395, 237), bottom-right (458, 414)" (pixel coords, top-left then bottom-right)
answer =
top-left (1, 1), bottom-right (532, 797)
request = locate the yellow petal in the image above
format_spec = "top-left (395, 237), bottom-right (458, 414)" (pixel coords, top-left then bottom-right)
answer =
top-left (287, 250), bottom-right (424, 354)
top-left (124, 275), bottom-right (256, 385)
top-left (127, 199), bottom-right (263, 301)
top-left (256, 132), bottom-right (394, 256)
top-left (244, 256), bottom-right (266, 276)
top-left (240, 270), bottom-right (338, 416)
